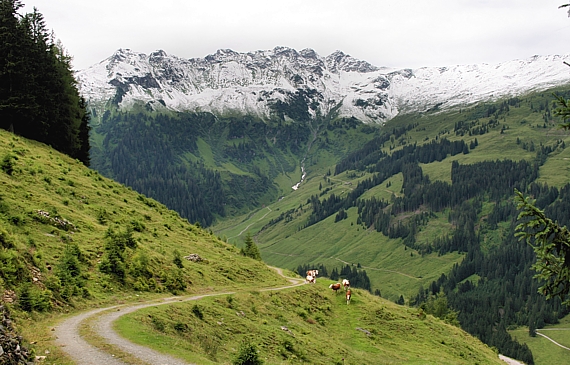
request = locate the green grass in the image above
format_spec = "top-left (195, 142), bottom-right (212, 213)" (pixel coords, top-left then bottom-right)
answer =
top-left (358, 172), bottom-right (403, 201)
top-left (215, 168), bottom-right (463, 300)
top-left (509, 317), bottom-right (570, 365)
top-left (116, 282), bottom-right (504, 364)
top-left (196, 137), bottom-right (216, 167)
top-left (219, 198), bottom-right (463, 301)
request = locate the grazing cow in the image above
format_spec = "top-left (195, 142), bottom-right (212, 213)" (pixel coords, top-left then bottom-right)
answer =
top-left (306, 269), bottom-right (319, 278)
top-left (342, 279), bottom-right (350, 290)
top-left (346, 289), bottom-right (351, 305)
top-left (306, 274), bottom-right (316, 284)
top-left (329, 283), bottom-right (342, 293)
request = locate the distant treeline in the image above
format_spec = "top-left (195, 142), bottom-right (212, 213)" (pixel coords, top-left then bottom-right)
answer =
top-left (0, 0), bottom-right (90, 165)
top-left (296, 263), bottom-right (371, 292)
top-left (306, 137), bottom-right (476, 229)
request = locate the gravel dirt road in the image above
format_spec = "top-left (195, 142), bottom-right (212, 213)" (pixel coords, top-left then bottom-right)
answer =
top-left (55, 268), bottom-right (304, 364)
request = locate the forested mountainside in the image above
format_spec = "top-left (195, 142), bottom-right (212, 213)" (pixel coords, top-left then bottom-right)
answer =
top-left (90, 110), bottom-right (378, 226)
top-left (314, 120), bottom-right (569, 365)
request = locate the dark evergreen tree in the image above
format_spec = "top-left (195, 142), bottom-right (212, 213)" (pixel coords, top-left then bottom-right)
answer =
top-left (0, 0), bottom-right (30, 133)
top-left (0, 1), bottom-right (90, 164)
top-left (396, 295), bottom-right (405, 305)
top-left (240, 232), bottom-right (262, 261)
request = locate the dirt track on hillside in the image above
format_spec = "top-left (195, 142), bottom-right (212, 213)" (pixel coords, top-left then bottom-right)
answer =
top-left (54, 268), bottom-right (517, 365)
top-left (55, 268), bottom-right (304, 365)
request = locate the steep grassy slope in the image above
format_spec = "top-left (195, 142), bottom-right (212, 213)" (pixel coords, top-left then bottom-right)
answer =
top-left (0, 128), bottom-right (290, 360)
top-left (116, 281), bottom-right (504, 365)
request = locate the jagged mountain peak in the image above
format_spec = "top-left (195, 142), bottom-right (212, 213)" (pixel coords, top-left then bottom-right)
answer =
top-left (77, 47), bottom-right (570, 124)
top-left (325, 50), bottom-right (379, 73)
top-left (205, 48), bottom-right (241, 62)
top-left (149, 49), bottom-right (168, 60)
top-left (299, 48), bottom-right (319, 59)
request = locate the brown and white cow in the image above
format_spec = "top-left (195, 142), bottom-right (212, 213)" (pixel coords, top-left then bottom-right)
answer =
top-left (329, 283), bottom-right (342, 293)
top-left (306, 269), bottom-right (319, 278)
top-left (342, 279), bottom-right (350, 290)
top-left (346, 289), bottom-right (352, 305)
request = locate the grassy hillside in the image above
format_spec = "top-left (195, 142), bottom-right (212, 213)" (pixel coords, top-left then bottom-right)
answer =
top-left (115, 280), bottom-right (504, 365)
top-left (0, 127), bottom-right (292, 360)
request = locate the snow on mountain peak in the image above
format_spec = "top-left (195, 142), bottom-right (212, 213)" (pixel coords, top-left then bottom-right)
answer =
top-left (77, 48), bottom-right (570, 124)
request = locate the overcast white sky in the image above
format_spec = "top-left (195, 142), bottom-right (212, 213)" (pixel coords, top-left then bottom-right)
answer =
top-left (20, 0), bottom-right (570, 71)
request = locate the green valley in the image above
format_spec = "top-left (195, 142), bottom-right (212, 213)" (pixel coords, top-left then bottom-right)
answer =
top-left (0, 127), bottom-right (506, 364)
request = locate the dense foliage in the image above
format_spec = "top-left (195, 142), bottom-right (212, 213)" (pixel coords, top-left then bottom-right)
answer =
top-left (93, 112), bottom-right (225, 226)
top-left (514, 92), bottom-right (570, 308)
top-left (91, 111), bottom-right (315, 225)
top-left (0, 0), bottom-right (90, 165)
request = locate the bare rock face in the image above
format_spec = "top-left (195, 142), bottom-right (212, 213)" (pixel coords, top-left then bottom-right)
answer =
top-left (184, 254), bottom-right (203, 262)
top-left (0, 305), bottom-right (33, 365)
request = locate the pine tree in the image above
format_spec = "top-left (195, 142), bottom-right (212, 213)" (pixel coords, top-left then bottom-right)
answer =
top-left (396, 295), bottom-right (405, 305)
top-left (528, 315), bottom-right (537, 337)
top-left (0, 1), bottom-right (90, 165)
top-left (240, 232), bottom-right (261, 261)
top-left (0, 0), bottom-right (30, 133)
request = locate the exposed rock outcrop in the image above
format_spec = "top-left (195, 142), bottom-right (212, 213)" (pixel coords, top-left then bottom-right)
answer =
top-left (0, 305), bottom-right (33, 365)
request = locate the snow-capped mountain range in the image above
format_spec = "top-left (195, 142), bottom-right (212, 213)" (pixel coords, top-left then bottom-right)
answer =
top-left (77, 47), bottom-right (570, 124)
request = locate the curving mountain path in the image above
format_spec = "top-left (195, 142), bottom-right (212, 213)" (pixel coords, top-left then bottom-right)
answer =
top-left (228, 207), bottom-right (272, 240)
top-left (55, 267), bottom-right (304, 365)
top-left (536, 329), bottom-right (570, 351)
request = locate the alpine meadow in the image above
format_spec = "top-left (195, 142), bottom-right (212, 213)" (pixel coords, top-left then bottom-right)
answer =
top-left (2, 1), bottom-right (570, 364)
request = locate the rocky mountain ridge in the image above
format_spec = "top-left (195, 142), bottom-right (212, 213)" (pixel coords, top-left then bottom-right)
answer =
top-left (77, 46), bottom-right (570, 124)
